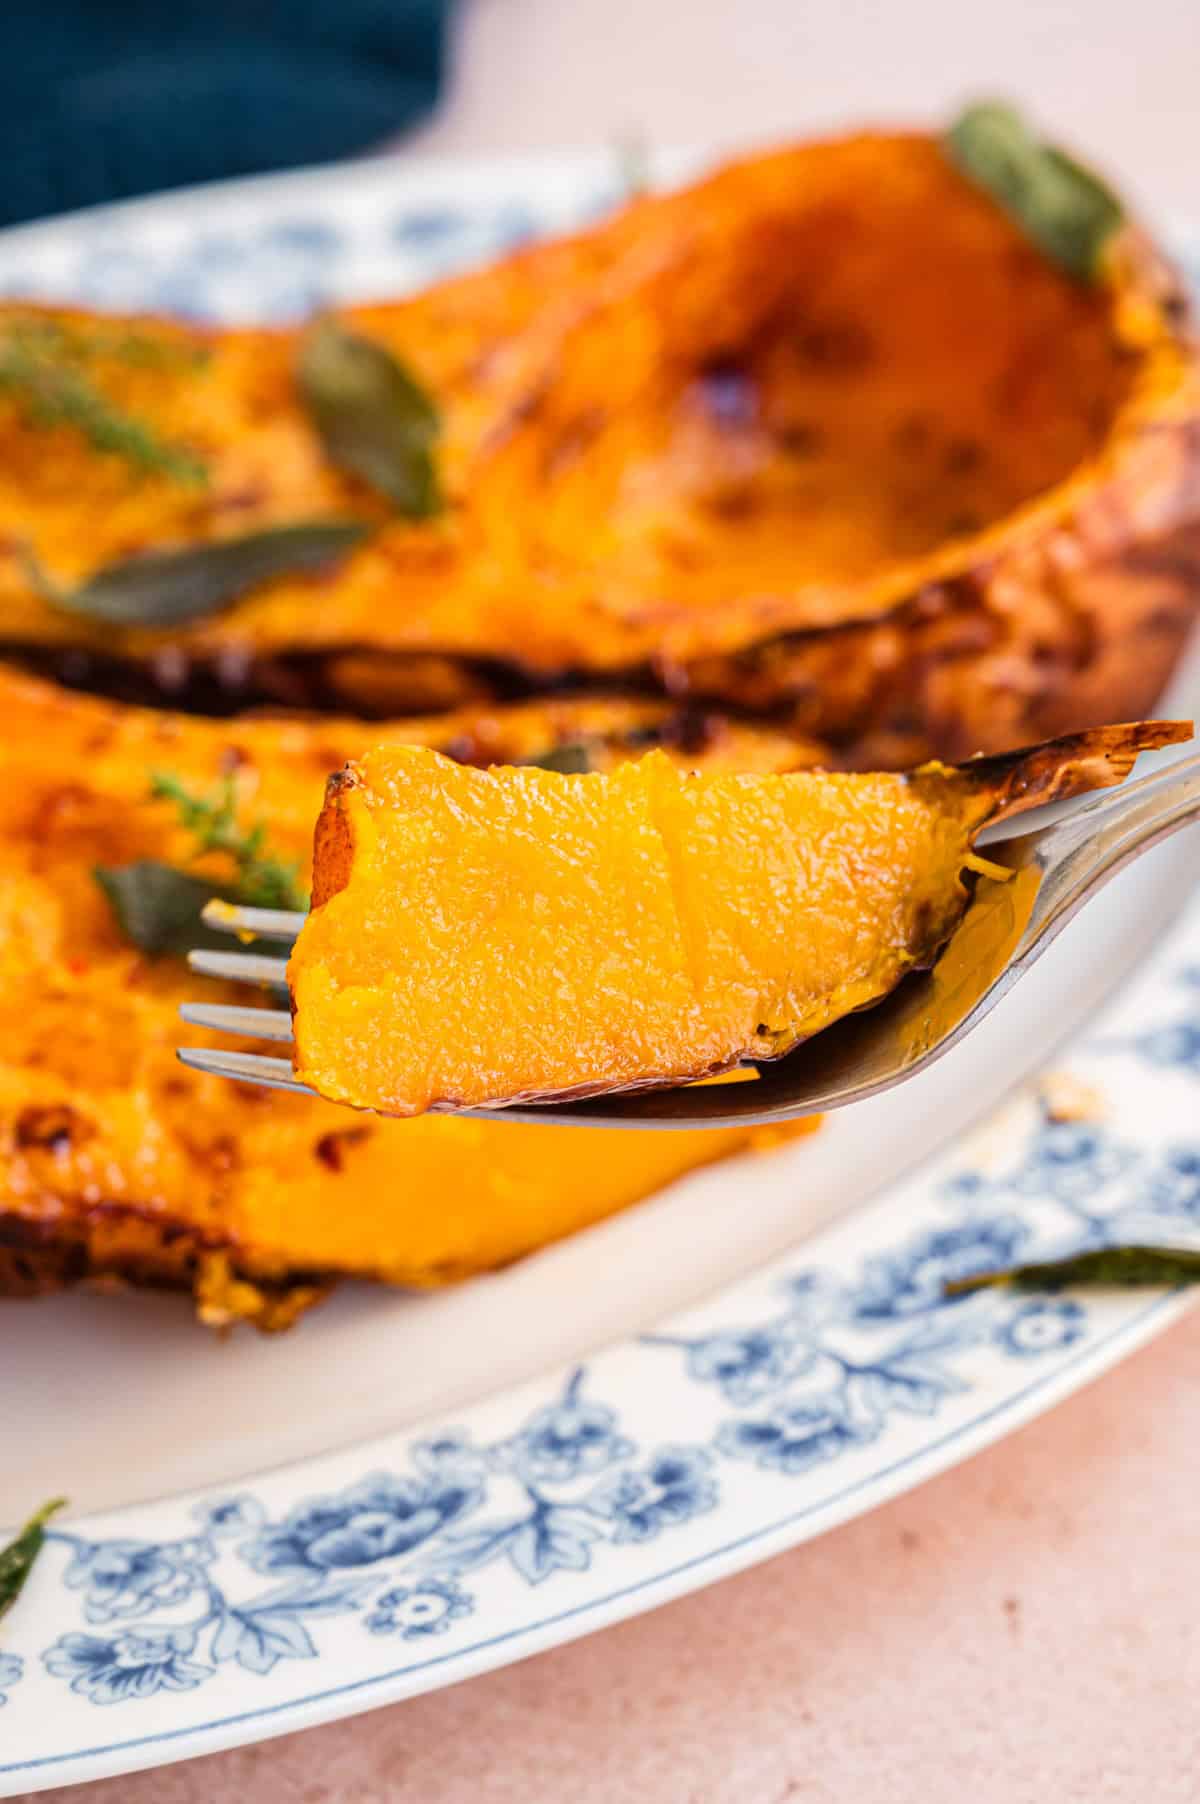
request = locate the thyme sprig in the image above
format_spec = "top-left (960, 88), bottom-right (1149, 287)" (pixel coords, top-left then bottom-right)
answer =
top-left (150, 770), bottom-right (306, 912)
top-left (0, 314), bottom-right (208, 485)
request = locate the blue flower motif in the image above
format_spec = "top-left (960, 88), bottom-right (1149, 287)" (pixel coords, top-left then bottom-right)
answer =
top-left (192, 1495), bottom-right (266, 1538)
top-left (366, 1577), bottom-right (473, 1639)
top-left (853, 1217), bottom-right (1028, 1320)
top-left (63, 1539), bottom-right (203, 1623)
top-left (0, 1652), bottom-right (22, 1705)
top-left (72, 244), bottom-right (159, 311)
top-left (684, 1324), bottom-right (817, 1405)
top-left (240, 1469), bottom-right (481, 1576)
top-left (1130, 1020), bottom-right (1200, 1075)
top-left (1143, 1146), bottom-right (1200, 1218)
top-left (942, 1170), bottom-right (989, 1203)
top-left (996, 1300), bottom-right (1087, 1358)
top-left (263, 220), bottom-right (342, 259)
top-left (494, 1378), bottom-right (634, 1482)
top-left (777, 1272), bottom-right (846, 1326)
top-left (411, 1431), bottom-right (488, 1482)
top-left (716, 1396), bottom-right (880, 1475)
top-left (590, 1447), bottom-right (718, 1542)
top-left (391, 208), bottom-right (464, 247)
top-left (43, 1628), bottom-right (211, 1705)
top-left (1008, 1120), bottom-right (1131, 1204)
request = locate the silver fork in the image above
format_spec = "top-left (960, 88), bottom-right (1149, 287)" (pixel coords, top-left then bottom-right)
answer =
top-left (178, 749), bottom-right (1200, 1130)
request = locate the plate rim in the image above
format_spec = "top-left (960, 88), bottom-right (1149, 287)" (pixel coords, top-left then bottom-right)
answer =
top-left (1, 1288), bottom-right (1189, 1794)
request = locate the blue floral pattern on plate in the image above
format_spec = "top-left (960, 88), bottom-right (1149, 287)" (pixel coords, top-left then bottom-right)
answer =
top-left (0, 152), bottom-right (1197, 1794)
top-left (19, 1063), bottom-right (1200, 1713)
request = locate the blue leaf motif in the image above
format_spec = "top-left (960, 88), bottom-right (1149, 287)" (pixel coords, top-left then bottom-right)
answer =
top-left (507, 1507), bottom-right (602, 1585)
top-left (848, 1359), bottom-right (964, 1421)
top-left (887, 1310), bottom-right (990, 1357)
top-left (422, 1521), bottom-right (525, 1576)
top-left (241, 1577), bottom-right (376, 1615)
top-left (213, 1609), bottom-right (316, 1675)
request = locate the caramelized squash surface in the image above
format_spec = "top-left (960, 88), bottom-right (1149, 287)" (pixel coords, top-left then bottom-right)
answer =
top-left (292, 723), bottom-right (1186, 1115)
top-left (0, 130), bottom-right (1196, 756)
top-left (0, 670), bottom-right (816, 1323)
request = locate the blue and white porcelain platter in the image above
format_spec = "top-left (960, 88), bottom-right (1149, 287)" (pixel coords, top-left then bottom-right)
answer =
top-left (2, 146), bottom-right (1200, 1794)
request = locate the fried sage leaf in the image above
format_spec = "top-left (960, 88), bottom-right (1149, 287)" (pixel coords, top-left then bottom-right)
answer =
top-left (26, 520), bottom-right (368, 628)
top-left (298, 318), bottom-right (442, 516)
top-left (0, 1497), bottom-right (66, 1629)
top-left (945, 1242), bottom-right (1200, 1298)
top-left (945, 102), bottom-right (1123, 282)
top-left (94, 862), bottom-right (247, 957)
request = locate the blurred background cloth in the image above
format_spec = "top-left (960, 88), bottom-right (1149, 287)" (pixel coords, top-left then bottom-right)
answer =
top-left (0, 0), bottom-right (452, 227)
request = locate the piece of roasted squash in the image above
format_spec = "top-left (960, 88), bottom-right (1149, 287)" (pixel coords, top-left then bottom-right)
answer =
top-left (0, 668), bottom-right (817, 1326)
top-left (0, 113), bottom-right (1196, 761)
top-left (290, 722), bottom-right (1185, 1115)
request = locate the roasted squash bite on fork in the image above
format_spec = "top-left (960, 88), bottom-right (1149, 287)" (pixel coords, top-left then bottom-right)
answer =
top-left (0, 670), bottom-right (819, 1326)
top-left (289, 722), bottom-right (1186, 1117)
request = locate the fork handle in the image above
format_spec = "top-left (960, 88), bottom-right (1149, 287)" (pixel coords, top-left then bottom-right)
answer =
top-left (1008, 747), bottom-right (1200, 961)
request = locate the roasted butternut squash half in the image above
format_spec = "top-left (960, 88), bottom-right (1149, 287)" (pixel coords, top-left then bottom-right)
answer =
top-left (291, 722), bottom-right (1185, 1115)
top-left (0, 669), bottom-right (817, 1326)
top-left (0, 110), bottom-right (1196, 761)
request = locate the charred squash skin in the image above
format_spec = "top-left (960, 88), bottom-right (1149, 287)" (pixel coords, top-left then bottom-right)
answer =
top-left (291, 722), bottom-right (1187, 1116)
top-left (0, 132), bottom-right (1195, 759)
top-left (0, 669), bottom-right (819, 1325)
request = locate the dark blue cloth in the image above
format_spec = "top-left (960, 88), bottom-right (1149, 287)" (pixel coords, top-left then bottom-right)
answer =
top-left (0, 1), bottom-right (451, 227)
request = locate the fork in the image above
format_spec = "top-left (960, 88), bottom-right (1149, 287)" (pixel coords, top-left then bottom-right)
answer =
top-left (178, 747), bottom-right (1200, 1130)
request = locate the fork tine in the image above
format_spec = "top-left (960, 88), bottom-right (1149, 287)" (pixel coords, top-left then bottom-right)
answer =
top-left (188, 949), bottom-right (290, 986)
top-left (176, 1046), bottom-right (314, 1094)
top-left (200, 900), bottom-right (305, 943)
top-left (179, 1002), bottom-right (294, 1042)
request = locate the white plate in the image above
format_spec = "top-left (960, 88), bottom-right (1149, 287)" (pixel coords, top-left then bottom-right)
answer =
top-left (2, 148), bottom-right (1199, 1795)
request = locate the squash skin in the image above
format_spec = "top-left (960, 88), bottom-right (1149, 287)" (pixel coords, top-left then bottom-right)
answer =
top-left (0, 133), bottom-right (1195, 758)
top-left (292, 722), bottom-right (1188, 1116)
top-left (0, 669), bottom-right (817, 1325)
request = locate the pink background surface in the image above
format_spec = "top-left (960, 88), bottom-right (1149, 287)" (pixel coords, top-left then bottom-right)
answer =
top-left (24, 1309), bottom-right (1200, 1802)
top-left (17, 2), bottom-right (1200, 1797)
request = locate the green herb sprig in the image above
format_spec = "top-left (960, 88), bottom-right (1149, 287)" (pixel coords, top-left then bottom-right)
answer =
top-left (0, 315), bottom-right (208, 484)
top-left (93, 862), bottom-right (246, 958)
top-left (298, 318), bottom-right (442, 517)
top-left (522, 741), bottom-right (594, 774)
top-left (0, 1498), bottom-right (66, 1630)
top-left (94, 771), bottom-right (306, 956)
top-left (945, 1242), bottom-right (1200, 1297)
top-left (24, 519), bottom-right (367, 628)
top-left (944, 102), bottom-right (1124, 283)
top-left (148, 771), bottom-right (306, 912)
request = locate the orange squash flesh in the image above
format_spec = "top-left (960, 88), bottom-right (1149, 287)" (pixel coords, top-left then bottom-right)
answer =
top-left (291, 723), bottom-right (1187, 1116)
top-left (0, 131), bottom-right (1196, 759)
top-left (0, 668), bottom-right (818, 1324)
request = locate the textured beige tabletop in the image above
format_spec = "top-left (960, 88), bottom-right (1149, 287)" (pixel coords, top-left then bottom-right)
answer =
top-left (23, 1), bottom-right (1200, 1796)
